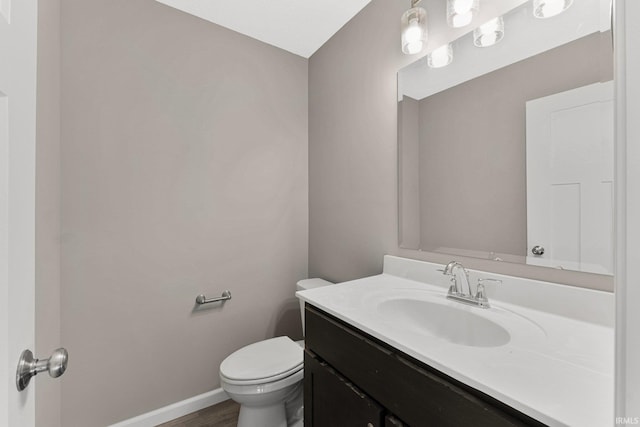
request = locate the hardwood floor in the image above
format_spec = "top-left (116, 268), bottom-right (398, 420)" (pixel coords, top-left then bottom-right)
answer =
top-left (157, 399), bottom-right (240, 427)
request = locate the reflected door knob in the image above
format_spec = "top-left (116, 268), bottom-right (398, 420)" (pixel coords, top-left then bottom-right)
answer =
top-left (16, 348), bottom-right (68, 391)
top-left (531, 245), bottom-right (545, 256)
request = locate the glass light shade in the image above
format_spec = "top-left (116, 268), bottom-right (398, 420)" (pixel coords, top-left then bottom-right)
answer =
top-left (533, 0), bottom-right (573, 18)
top-left (401, 7), bottom-right (428, 55)
top-left (427, 44), bottom-right (453, 68)
top-left (473, 16), bottom-right (504, 47)
top-left (447, 0), bottom-right (479, 28)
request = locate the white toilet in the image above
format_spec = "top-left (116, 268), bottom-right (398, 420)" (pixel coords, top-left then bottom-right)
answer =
top-left (219, 278), bottom-right (332, 427)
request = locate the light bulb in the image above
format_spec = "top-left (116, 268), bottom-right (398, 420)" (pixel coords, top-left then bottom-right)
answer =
top-left (451, 11), bottom-right (473, 28)
top-left (481, 32), bottom-right (498, 46)
top-left (403, 20), bottom-right (424, 54)
top-left (405, 41), bottom-right (424, 55)
top-left (473, 16), bottom-right (504, 47)
top-left (533, 0), bottom-right (573, 18)
top-left (401, 7), bottom-right (428, 55)
top-left (453, 0), bottom-right (473, 14)
top-left (447, 0), bottom-right (479, 28)
top-left (427, 44), bottom-right (453, 68)
top-left (404, 19), bottom-right (423, 42)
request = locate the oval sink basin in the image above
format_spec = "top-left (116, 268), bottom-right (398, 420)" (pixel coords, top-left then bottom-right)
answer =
top-left (378, 298), bottom-right (511, 347)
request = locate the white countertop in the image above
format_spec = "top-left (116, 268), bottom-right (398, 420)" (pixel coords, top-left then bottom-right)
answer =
top-left (297, 256), bottom-right (614, 427)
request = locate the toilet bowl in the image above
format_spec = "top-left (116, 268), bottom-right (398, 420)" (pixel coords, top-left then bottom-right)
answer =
top-left (219, 278), bottom-right (332, 427)
top-left (220, 337), bottom-right (304, 427)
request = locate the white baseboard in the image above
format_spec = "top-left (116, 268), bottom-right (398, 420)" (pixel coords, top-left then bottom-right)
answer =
top-left (109, 388), bottom-right (229, 427)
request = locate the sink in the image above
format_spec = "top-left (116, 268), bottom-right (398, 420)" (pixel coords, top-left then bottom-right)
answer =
top-left (377, 298), bottom-right (511, 347)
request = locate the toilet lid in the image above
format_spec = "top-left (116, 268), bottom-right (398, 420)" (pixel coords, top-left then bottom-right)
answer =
top-left (220, 336), bottom-right (303, 384)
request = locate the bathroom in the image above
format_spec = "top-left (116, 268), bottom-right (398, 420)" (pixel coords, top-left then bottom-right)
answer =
top-left (1, 0), bottom-right (639, 426)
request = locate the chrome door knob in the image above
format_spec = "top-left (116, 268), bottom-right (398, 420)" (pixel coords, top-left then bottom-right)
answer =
top-left (531, 245), bottom-right (545, 256)
top-left (47, 348), bottom-right (69, 378)
top-left (16, 348), bottom-right (68, 391)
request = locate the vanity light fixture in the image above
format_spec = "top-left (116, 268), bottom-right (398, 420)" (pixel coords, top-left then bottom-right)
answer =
top-left (533, 0), bottom-right (573, 18)
top-left (446, 0), bottom-right (479, 28)
top-left (427, 44), bottom-right (453, 68)
top-left (473, 16), bottom-right (504, 47)
top-left (401, 0), bottom-right (428, 55)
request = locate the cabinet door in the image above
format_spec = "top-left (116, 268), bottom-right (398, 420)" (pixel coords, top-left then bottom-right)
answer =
top-left (304, 351), bottom-right (384, 427)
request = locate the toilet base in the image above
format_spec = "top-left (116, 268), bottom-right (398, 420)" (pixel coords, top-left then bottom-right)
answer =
top-left (237, 403), bottom-right (287, 427)
top-left (224, 375), bottom-right (303, 427)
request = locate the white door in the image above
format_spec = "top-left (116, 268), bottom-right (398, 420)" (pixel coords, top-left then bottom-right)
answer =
top-left (1, 0), bottom-right (39, 425)
top-left (526, 81), bottom-right (614, 274)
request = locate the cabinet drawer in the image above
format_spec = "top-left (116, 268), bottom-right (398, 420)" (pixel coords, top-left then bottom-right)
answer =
top-left (304, 351), bottom-right (384, 427)
top-left (305, 305), bottom-right (545, 427)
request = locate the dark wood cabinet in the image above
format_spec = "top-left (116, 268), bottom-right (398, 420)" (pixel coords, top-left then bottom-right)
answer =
top-left (303, 304), bottom-right (547, 427)
top-left (384, 415), bottom-right (406, 427)
top-left (304, 352), bottom-right (384, 427)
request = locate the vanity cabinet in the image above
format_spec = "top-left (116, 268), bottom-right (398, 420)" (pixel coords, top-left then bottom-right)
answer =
top-left (303, 305), bottom-right (546, 427)
top-left (304, 352), bottom-right (384, 426)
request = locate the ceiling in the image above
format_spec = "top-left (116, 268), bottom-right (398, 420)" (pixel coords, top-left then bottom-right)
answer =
top-left (154, 0), bottom-right (372, 58)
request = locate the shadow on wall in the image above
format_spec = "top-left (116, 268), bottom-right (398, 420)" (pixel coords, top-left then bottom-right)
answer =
top-left (270, 298), bottom-right (303, 341)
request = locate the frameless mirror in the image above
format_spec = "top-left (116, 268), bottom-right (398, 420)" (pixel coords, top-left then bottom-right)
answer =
top-left (398, 0), bottom-right (613, 275)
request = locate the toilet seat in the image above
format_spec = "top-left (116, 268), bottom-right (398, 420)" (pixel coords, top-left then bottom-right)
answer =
top-left (220, 336), bottom-right (303, 386)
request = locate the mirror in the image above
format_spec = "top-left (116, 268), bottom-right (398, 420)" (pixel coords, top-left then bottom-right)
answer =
top-left (398, 0), bottom-right (613, 275)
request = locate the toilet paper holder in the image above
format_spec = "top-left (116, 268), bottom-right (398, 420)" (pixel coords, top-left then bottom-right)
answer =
top-left (195, 290), bottom-right (232, 305)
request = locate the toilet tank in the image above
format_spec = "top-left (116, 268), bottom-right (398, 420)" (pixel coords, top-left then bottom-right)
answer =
top-left (296, 278), bottom-right (333, 336)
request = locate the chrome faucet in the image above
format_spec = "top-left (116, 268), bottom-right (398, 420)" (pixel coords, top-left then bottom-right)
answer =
top-left (442, 261), bottom-right (499, 309)
top-left (443, 261), bottom-right (471, 296)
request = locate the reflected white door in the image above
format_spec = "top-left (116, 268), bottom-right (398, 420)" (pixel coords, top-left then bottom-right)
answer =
top-left (526, 81), bottom-right (614, 274)
top-left (0, 0), bottom-right (39, 425)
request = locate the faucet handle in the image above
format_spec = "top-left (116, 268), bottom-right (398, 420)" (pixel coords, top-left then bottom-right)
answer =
top-left (476, 279), bottom-right (501, 305)
top-left (476, 283), bottom-right (488, 301)
top-left (446, 277), bottom-right (457, 296)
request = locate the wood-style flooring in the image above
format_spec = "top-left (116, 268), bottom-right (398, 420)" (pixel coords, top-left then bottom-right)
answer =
top-left (157, 399), bottom-right (240, 427)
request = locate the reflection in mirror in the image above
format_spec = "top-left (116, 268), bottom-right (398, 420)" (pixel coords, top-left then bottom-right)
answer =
top-left (398, 0), bottom-right (613, 275)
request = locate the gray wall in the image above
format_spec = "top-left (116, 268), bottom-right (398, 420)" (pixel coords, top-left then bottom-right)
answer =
top-left (36, 0), bottom-right (61, 426)
top-left (309, 0), bottom-right (410, 283)
top-left (309, 0), bottom-right (613, 291)
top-left (60, 1), bottom-right (308, 426)
top-left (418, 32), bottom-right (612, 256)
top-left (398, 96), bottom-right (421, 249)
